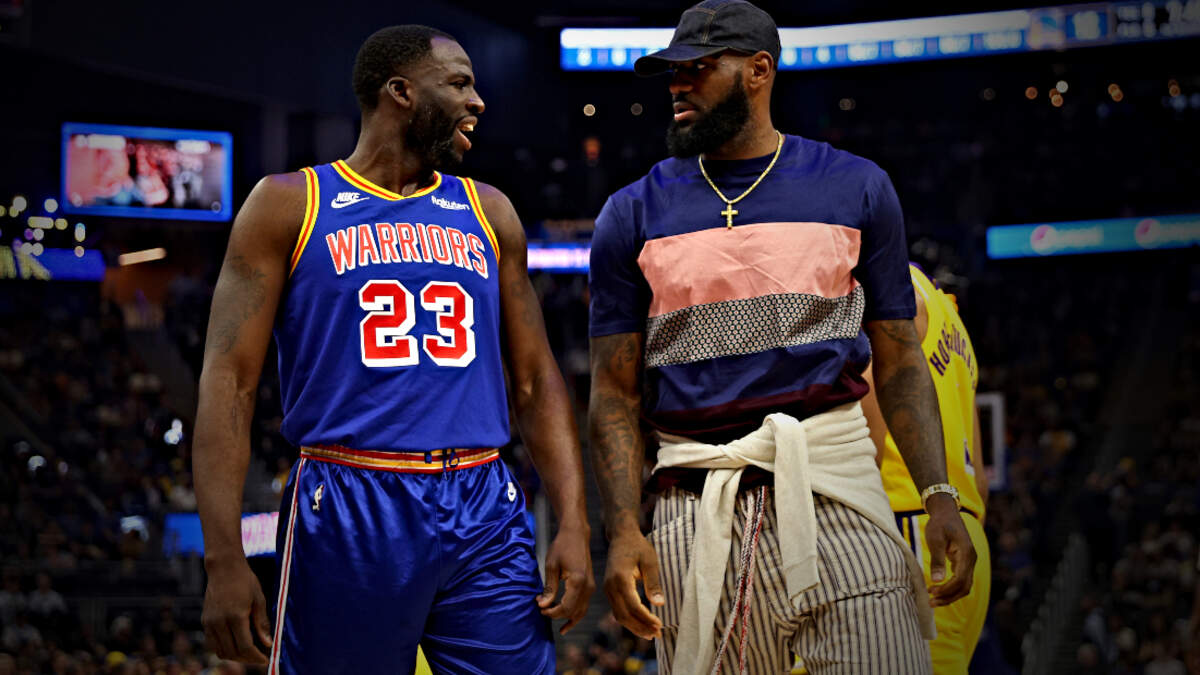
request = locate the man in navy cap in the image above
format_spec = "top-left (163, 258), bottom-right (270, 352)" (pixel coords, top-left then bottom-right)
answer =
top-left (588, 1), bottom-right (976, 672)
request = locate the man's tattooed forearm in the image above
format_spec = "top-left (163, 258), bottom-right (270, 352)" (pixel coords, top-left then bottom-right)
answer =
top-left (588, 334), bottom-right (645, 534)
top-left (589, 392), bottom-right (643, 530)
top-left (508, 276), bottom-right (538, 327)
top-left (875, 319), bottom-right (920, 348)
top-left (875, 359), bottom-right (947, 490)
top-left (213, 256), bottom-right (267, 354)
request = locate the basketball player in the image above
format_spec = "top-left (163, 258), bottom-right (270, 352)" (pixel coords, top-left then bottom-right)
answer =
top-left (862, 263), bottom-right (992, 675)
top-left (587, 1), bottom-right (976, 673)
top-left (193, 26), bottom-right (592, 674)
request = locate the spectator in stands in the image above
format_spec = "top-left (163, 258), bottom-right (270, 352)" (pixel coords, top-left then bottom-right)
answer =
top-left (562, 643), bottom-right (600, 675)
top-left (1144, 642), bottom-right (1187, 675)
top-left (1, 611), bottom-right (41, 651)
top-left (0, 572), bottom-right (24, 627)
top-left (1191, 551), bottom-right (1200, 642)
top-left (26, 573), bottom-right (66, 619)
top-left (1076, 643), bottom-right (1104, 674)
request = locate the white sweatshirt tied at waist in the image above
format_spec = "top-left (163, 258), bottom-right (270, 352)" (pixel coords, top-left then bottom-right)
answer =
top-left (652, 401), bottom-right (935, 675)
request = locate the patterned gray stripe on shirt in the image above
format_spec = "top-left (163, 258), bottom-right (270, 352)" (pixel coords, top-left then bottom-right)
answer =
top-left (643, 287), bottom-right (866, 369)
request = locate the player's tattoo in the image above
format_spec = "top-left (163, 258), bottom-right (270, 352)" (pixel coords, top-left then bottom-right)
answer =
top-left (213, 256), bottom-right (268, 354)
top-left (874, 318), bottom-right (921, 348)
top-left (589, 333), bottom-right (646, 534)
top-left (228, 388), bottom-right (254, 436)
top-left (869, 320), bottom-right (947, 491)
top-left (509, 276), bottom-right (538, 327)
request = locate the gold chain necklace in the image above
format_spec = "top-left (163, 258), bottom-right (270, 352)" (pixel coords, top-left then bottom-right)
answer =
top-left (698, 131), bottom-right (784, 229)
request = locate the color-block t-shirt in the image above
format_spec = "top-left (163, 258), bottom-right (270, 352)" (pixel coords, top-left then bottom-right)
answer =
top-left (589, 134), bottom-right (914, 443)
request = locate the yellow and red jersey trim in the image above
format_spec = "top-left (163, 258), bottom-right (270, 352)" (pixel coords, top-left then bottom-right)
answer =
top-left (331, 159), bottom-right (442, 201)
top-left (288, 167), bottom-right (319, 276)
top-left (460, 177), bottom-right (501, 262)
top-left (300, 445), bottom-right (499, 473)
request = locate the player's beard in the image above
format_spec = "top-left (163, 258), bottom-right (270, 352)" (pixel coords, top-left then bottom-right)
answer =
top-left (666, 73), bottom-right (750, 158)
top-left (408, 100), bottom-right (462, 172)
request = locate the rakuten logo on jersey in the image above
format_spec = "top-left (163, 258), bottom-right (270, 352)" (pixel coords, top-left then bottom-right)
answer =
top-left (432, 195), bottom-right (470, 211)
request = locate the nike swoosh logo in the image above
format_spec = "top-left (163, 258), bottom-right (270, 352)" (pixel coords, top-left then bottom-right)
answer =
top-left (330, 196), bottom-right (369, 209)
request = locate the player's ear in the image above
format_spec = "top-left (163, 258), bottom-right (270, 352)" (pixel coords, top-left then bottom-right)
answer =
top-left (384, 76), bottom-right (415, 110)
top-left (746, 51), bottom-right (773, 90)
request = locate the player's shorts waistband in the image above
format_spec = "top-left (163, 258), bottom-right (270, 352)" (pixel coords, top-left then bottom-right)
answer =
top-left (300, 445), bottom-right (500, 473)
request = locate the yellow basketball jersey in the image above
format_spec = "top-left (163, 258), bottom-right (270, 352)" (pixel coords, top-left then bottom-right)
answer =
top-left (879, 264), bottom-right (985, 519)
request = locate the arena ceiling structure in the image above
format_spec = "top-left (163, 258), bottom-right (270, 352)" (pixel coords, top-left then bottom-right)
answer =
top-left (20, 0), bottom-right (1047, 116)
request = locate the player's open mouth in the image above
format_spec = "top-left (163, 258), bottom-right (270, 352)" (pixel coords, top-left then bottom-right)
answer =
top-left (672, 101), bottom-right (698, 123)
top-left (456, 119), bottom-right (476, 151)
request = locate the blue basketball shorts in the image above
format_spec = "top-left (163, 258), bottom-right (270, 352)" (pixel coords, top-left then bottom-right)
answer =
top-left (267, 445), bottom-right (555, 674)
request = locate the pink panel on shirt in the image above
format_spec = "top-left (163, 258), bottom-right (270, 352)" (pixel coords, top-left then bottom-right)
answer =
top-left (638, 221), bottom-right (862, 318)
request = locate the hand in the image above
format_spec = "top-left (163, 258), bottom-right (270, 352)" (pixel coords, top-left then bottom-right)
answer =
top-left (202, 557), bottom-right (273, 664)
top-left (923, 494), bottom-right (977, 607)
top-left (536, 525), bottom-right (595, 634)
top-left (603, 529), bottom-right (664, 640)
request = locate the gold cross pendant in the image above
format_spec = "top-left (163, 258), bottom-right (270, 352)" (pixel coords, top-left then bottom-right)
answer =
top-left (721, 204), bottom-right (738, 229)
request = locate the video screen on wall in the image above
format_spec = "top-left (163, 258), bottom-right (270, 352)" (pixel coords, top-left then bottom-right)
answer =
top-left (61, 122), bottom-right (233, 221)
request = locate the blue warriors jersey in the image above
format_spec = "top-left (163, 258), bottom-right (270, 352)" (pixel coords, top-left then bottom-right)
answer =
top-left (273, 160), bottom-right (508, 452)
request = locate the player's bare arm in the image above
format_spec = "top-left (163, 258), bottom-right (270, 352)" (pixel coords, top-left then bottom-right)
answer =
top-left (865, 318), bottom-right (977, 607)
top-left (477, 182), bottom-right (594, 634)
top-left (588, 331), bottom-right (664, 641)
top-left (865, 286), bottom-right (930, 467)
top-left (193, 172), bottom-right (304, 665)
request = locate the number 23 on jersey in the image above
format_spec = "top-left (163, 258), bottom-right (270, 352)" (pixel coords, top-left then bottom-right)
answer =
top-left (357, 279), bottom-right (476, 368)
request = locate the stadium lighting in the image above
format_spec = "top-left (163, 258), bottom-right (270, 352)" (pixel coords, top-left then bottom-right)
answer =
top-left (117, 247), bottom-right (167, 266)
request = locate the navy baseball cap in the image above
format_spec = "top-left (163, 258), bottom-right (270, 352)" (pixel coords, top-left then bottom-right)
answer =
top-left (634, 0), bottom-right (781, 76)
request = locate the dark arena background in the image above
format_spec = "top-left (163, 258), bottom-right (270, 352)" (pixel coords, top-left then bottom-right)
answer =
top-left (1, 0), bottom-right (1198, 673)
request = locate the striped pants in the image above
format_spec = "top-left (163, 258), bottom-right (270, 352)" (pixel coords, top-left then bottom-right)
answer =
top-left (650, 488), bottom-right (932, 675)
